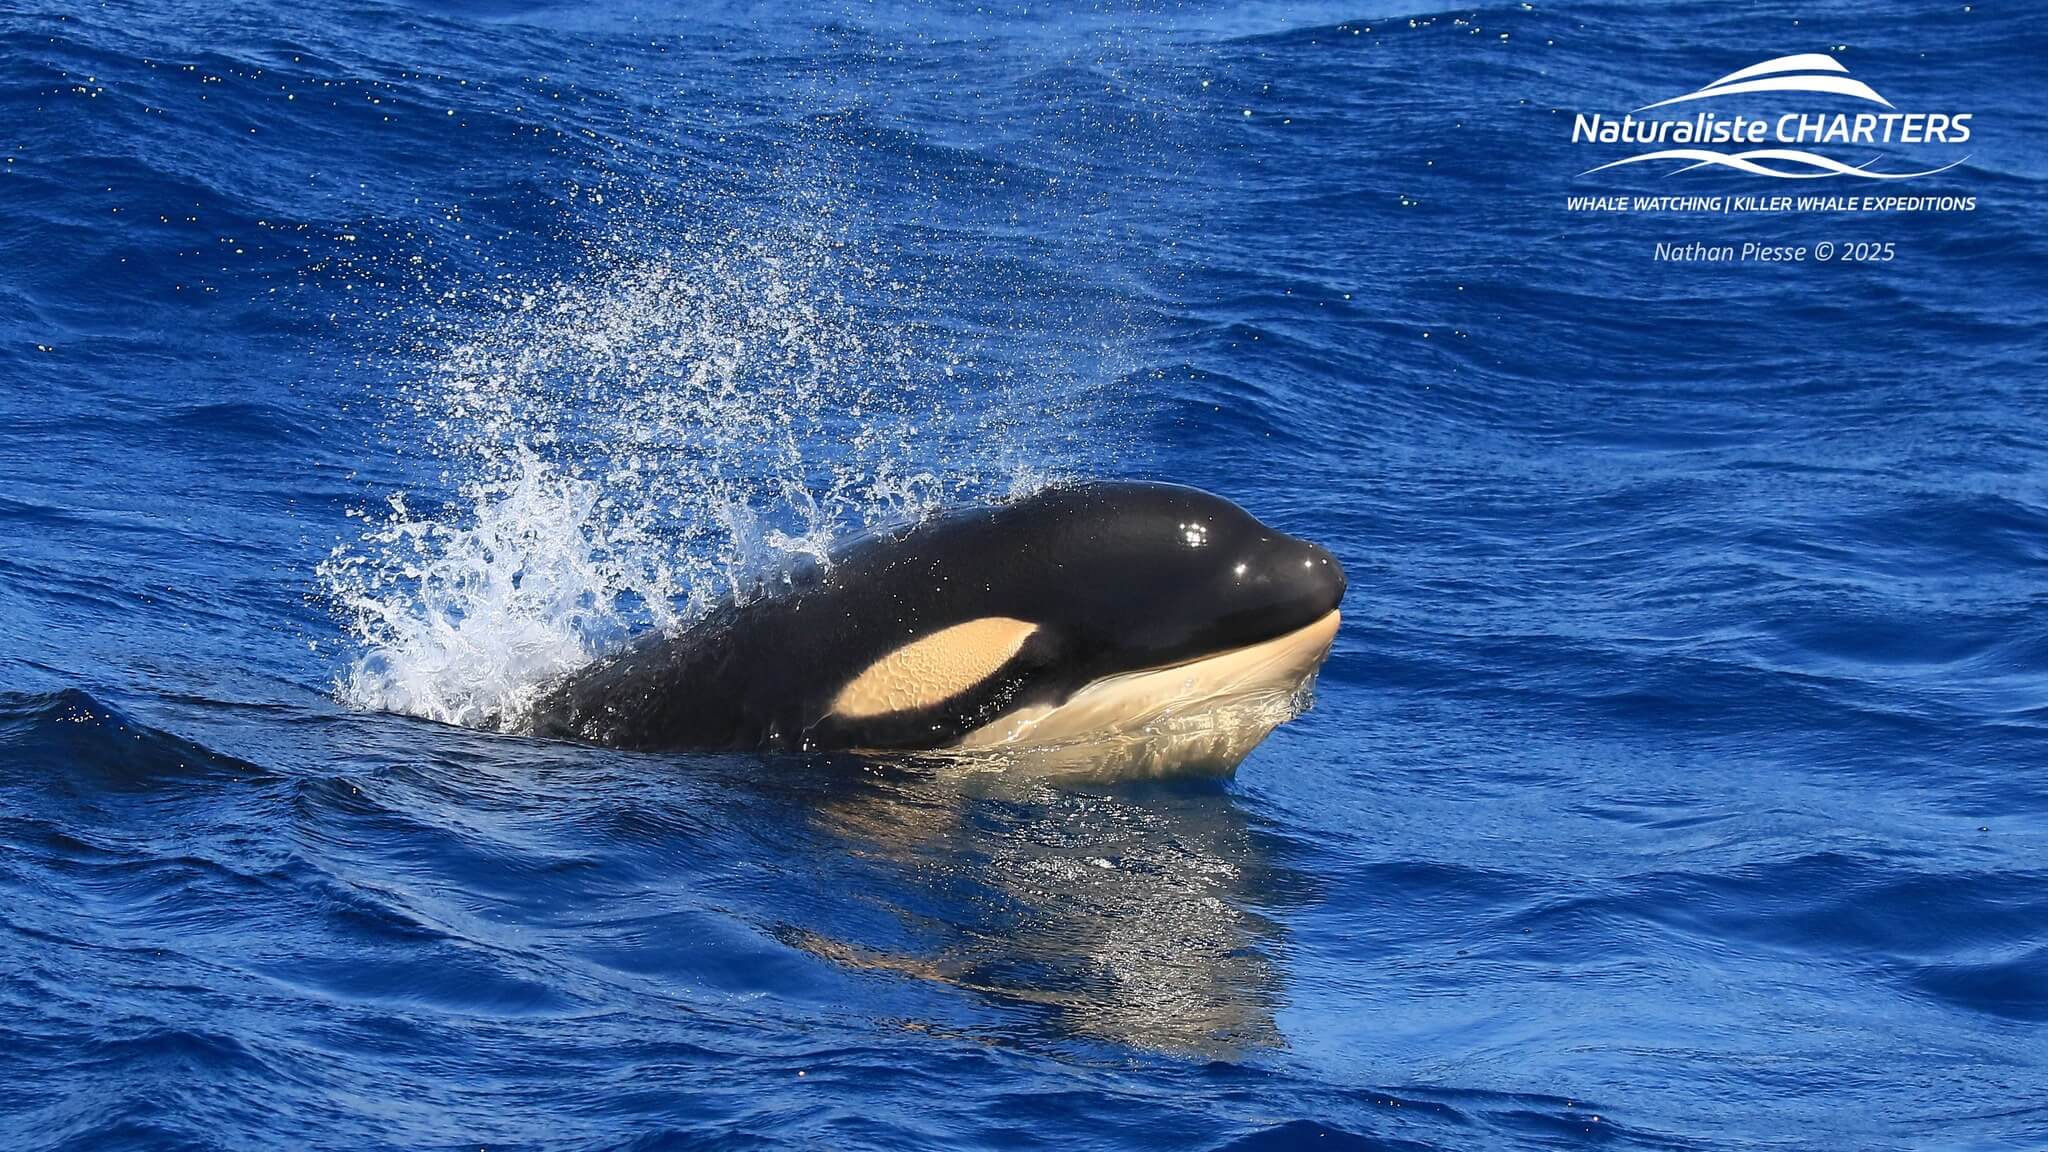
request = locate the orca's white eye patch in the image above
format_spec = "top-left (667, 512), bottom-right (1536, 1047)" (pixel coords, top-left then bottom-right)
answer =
top-left (831, 617), bottom-right (1039, 720)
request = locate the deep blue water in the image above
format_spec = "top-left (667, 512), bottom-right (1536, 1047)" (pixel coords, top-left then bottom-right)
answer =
top-left (4, 1), bottom-right (2046, 1148)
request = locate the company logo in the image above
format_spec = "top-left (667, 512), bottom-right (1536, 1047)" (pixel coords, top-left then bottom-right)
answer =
top-left (1573, 53), bottom-right (1971, 180)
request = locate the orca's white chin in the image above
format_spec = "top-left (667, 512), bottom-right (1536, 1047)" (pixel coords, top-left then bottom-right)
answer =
top-left (939, 610), bottom-right (1341, 780)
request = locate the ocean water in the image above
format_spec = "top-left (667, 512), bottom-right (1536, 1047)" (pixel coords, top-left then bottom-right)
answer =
top-left (3, 0), bottom-right (2045, 1148)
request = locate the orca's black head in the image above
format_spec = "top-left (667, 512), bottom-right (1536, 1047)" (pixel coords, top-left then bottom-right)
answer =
top-left (995, 482), bottom-right (1346, 675)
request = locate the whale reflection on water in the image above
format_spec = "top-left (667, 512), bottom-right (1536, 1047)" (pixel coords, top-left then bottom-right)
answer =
top-left (783, 760), bottom-right (1286, 1057)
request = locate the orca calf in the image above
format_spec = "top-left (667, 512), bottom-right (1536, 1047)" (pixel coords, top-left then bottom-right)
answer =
top-left (525, 482), bottom-right (1344, 773)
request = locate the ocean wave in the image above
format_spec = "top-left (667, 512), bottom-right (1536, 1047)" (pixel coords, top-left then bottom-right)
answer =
top-left (0, 689), bottom-right (274, 786)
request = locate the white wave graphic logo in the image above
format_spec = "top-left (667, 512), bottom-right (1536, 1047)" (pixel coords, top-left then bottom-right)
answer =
top-left (1636, 53), bottom-right (1893, 112)
top-left (1585, 149), bottom-right (1966, 181)
top-left (1574, 53), bottom-right (1972, 181)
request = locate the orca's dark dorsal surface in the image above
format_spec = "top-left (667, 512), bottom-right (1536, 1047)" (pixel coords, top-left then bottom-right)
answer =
top-left (525, 482), bottom-right (1344, 757)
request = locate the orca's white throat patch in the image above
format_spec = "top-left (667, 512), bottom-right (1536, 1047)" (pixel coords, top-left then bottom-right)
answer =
top-left (832, 616), bottom-right (1040, 720)
top-left (947, 609), bottom-right (1341, 778)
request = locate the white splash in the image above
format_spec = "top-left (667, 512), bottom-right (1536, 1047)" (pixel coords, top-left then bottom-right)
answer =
top-left (322, 449), bottom-right (630, 730)
top-left (322, 215), bottom-right (1079, 730)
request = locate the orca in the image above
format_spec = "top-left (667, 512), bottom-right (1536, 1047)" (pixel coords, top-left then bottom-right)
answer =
top-left (524, 482), bottom-right (1344, 773)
